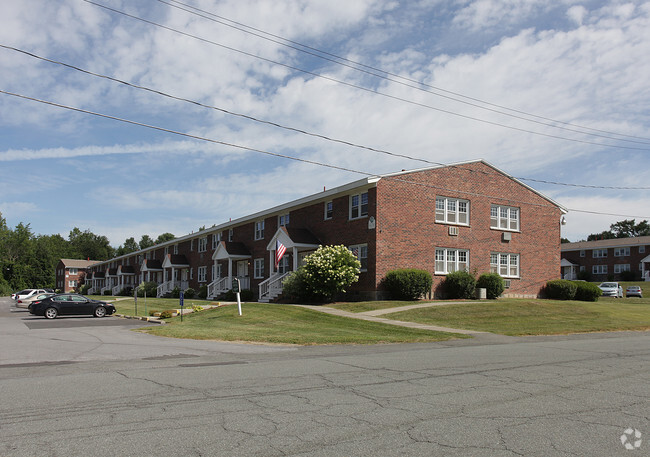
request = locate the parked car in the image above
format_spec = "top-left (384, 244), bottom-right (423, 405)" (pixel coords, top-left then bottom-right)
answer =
top-left (598, 282), bottom-right (623, 298)
top-left (13, 289), bottom-right (47, 301)
top-left (15, 292), bottom-right (55, 309)
top-left (28, 293), bottom-right (115, 319)
top-left (625, 286), bottom-right (643, 298)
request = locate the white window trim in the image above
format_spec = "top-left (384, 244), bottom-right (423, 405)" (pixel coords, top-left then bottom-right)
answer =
top-left (435, 196), bottom-right (469, 226)
top-left (349, 244), bottom-right (368, 272)
top-left (592, 265), bottom-right (607, 274)
top-left (324, 201), bottom-right (333, 220)
top-left (278, 214), bottom-right (290, 227)
top-left (490, 252), bottom-right (520, 278)
top-left (349, 192), bottom-right (369, 220)
top-left (435, 248), bottom-right (469, 275)
top-left (614, 247), bottom-right (630, 257)
top-left (198, 266), bottom-right (207, 283)
top-left (198, 237), bottom-right (208, 253)
top-left (490, 205), bottom-right (520, 232)
top-left (254, 258), bottom-right (265, 279)
top-left (614, 264), bottom-right (630, 273)
top-left (592, 249), bottom-right (607, 258)
top-left (228, 229), bottom-right (233, 242)
top-left (254, 221), bottom-right (265, 240)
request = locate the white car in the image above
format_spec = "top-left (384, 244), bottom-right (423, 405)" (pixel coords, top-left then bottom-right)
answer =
top-left (13, 289), bottom-right (47, 302)
top-left (15, 292), bottom-right (55, 309)
top-left (598, 282), bottom-right (623, 298)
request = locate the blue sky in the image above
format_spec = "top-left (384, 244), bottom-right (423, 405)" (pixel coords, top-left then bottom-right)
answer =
top-left (1, 0), bottom-right (649, 246)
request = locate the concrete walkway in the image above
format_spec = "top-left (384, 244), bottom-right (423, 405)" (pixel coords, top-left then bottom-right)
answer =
top-left (298, 303), bottom-right (488, 335)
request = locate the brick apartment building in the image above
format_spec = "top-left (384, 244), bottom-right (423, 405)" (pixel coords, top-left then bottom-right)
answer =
top-left (85, 160), bottom-right (566, 300)
top-left (55, 259), bottom-right (98, 293)
top-left (561, 236), bottom-right (650, 281)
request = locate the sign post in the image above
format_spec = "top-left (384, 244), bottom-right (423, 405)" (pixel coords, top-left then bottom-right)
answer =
top-left (234, 278), bottom-right (242, 316)
top-left (179, 290), bottom-right (184, 322)
top-left (134, 287), bottom-right (138, 316)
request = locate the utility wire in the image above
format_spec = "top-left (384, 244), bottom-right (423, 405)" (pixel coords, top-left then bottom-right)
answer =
top-left (2, 89), bottom-right (650, 219)
top-left (4, 43), bottom-right (648, 191)
top-left (159, 0), bottom-right (650, 144)
top-left (82, 0), bottom-right (650, 151)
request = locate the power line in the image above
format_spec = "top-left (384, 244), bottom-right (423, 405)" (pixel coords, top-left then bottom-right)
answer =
top-left (82, 0), bottom-right (650, 151)
top-left (3, 89), bottom-right (650, 219)
top-left (158, 0), bottom-right (650, 144)
top-left (4, 43), bottom-right (649, 191)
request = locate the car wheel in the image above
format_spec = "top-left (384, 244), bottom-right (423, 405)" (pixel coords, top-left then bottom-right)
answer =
top-left (94, 306), bottom-right (107, 318)
top-left (44, 307), bottom-right (58, 319)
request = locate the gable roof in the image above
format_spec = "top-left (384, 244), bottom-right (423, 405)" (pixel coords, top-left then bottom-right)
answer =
top-left (562, 235), bottom-right (650, 252)
top-left (60, 259), bottom-right (98, 269)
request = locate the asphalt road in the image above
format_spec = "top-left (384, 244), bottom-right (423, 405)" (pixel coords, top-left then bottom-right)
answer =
top-left (1, 296), bottom-right (648, 456)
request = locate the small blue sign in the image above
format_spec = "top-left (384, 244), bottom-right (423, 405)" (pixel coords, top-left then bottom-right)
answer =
top-left (179, 290), bottom-right (184, 307)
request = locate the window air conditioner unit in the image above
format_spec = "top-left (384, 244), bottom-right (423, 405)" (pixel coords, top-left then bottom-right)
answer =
top-left (504, 280), bottom-right (511, 289)
top-left (502, 232), bottom-right (512, 242)
top-left (448, 226), bottom-right (458, 236)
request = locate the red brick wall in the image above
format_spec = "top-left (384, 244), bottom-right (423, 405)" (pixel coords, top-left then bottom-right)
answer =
top-left (375, 162), bottom-right (562, 298)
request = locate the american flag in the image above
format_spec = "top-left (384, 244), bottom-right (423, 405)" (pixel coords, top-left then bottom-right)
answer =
top-left (275, 239), bottom-right (287, 268)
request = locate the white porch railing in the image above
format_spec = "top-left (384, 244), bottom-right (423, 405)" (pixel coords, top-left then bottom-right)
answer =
top-left (88, 287), bottom-right (95, 295)
top-left (562, 273), bottom-right (577, 280)
top-left (100, 285), bottom-right (111, 295)
top-left (207, 276), bottom-right (251, 298)
top-left (259, 272), bottom-right (289, 302)
top-left (156, 280), bottom-right (190, 297)
top-left (644, 271), bottom-right (650, 282)
top-left (112, 285), bottom-right (122, 295)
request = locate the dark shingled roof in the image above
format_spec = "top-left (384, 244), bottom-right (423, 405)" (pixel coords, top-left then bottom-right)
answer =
top-left (284, 227), bottom-right (321, 245)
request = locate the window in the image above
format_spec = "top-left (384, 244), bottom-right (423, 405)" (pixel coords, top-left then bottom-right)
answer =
top-left (349, 244), bottom-right (368, 271)
top-left (69, 268), bottom-right (78, 275)
top-left (324, 201), bottom-right (333, 220)
top-left (490, 205), bottom-right (519, 231)
top-left (68, 280), bottom-right (77, 288)
top-left (592, 265), bottom-right (607, 274)
top-left (490, 253), bottom-right (519, 278)
top-left (277, 256), bottom-right (290, 274)
top-left (254, 259), bottom-right (265, 279)
top-left (212, 232), bottom-right (222, 249)
top-left (190, 239), bottom-right (195, 251)
top-left (435, 197), bottom-right (469, 225)
top-left (580, 266), bottom-right (586, 272)
top-left (592, 249), bottom-right (607, 258)
top-left (198, 237), bottom-right (208, 252)
top-left (164, 247), bottom-right (169, 256)
top-left (173, 244), bottom-right (178, 254)
top-left (146, 251), bottom-right (151, 260)
top-left (254, 221), bottom-right (265, 240)
top-left (198, 266), bottom-right (207, 283)
top-left (580, 250), bottom-right (585, 257)
top-left (350, 192), bottom-right (368, 219)
top-left (279, 214), bottom-right (290, 227)
top-left (614, 264), bottom-right (630, 274)
top-left (435, 248), bottom-right (469, 274)
top-left (640, 246), bottom-right (646, 254)
top-left (228, 229), bottom-right (233, 242)
top-left (614, 247), bottom-right (630, 257)
top-left (190, 268), bottom-right (193, 280)
top-left (212, 264), bottom-right (222, 280)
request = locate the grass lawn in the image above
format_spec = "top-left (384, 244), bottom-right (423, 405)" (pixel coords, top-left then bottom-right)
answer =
top-left (384, 297), bottom-right (650, 336)
top-left (140, 303), bottom-right (468, 345)
top-left (327, 300), bottom-right (438, 313)
top-left (89, 296), bottom-right (215, 317)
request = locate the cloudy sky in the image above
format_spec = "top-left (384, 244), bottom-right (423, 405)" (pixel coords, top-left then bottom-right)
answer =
top-left (1, 0), bottom-right (649, 246)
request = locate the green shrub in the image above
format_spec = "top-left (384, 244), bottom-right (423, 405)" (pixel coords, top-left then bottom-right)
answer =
top-left (282, 269), bottom-right (310, 302)
top-left (198, 285), bottom-right (208, 299)
top-left (118, 286), bottom-right (133, 296)
top-left (573, 281), bottom-right (601, 301)
top-left (192, 305), bottom-right (203, 312)
top-left (79, 284), bottom-right (90, 295)
top-left (301, 245), bottom-right (361, 302)
top-left (223, 289), bottom-right (235, 301)
top-left (576, 270), bottom-right (591, 281)
top-left (382, 269), bottom-right (433, 300)
top-left (184, 287), bottom-right (195, 299)
top-left (171, 286), bottom-right (180, 298)
top-left (444, 271), bottom-right (476, 299)
top-left (619, 270), bottom-right (637, 281)
top-left (137, 282), bottom-right (158, 297)
top-left (159, 310), bottom-right (173, 319)
top-left (476, 273), bottom-right (505, 299)
top-left (103, 289), bottom-right (112, 296)
top-left (545, 279), bottom-right (577, 300)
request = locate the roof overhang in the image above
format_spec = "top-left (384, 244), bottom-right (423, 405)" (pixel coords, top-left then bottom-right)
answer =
top-left (212, 242), bottom-right (252, 261)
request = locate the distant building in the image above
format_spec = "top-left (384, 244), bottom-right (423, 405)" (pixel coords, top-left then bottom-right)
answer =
top-left (55, 259), bottom-right (98, 292)
top-left (86, 160), bottom-right (567, 300)
top-left (561, 236), bottom-right (650, 281)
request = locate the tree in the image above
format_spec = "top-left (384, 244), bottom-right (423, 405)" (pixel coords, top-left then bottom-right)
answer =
top-left (138, 234), bottom-right (155, 250)
top-left (116, 237), bottom-right (139, 256)
top-left (68, 228), bottom-right (115, 260)
top-left (587, 219), bottom-right (650, 240)
top-left (155, 232), bottom-right (175, 244)
top-left (286, 245), bottom-right (360, 302)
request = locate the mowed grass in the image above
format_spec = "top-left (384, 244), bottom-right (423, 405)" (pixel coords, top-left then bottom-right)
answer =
top-left (383, 297), bottom-right (650, 336)
top-left (140, 303), bottom-right (468, 345)
top-left (89, 296), bottom-right (213, 317)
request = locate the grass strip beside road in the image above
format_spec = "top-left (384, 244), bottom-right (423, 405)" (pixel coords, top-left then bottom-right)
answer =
top-left (139, 303), bottom-right (469, 345)
top-left (383, 298), bottom-right (650, 336)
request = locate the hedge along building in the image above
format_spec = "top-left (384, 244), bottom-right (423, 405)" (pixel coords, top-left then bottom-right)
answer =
top-left (84, 160), bottom-right (567, 300)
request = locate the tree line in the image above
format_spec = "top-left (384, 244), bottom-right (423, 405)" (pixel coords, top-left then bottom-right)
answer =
top-left (561, 219), bottom-right (649, 243)
top-left (0, 212), bottom-right (174, 294)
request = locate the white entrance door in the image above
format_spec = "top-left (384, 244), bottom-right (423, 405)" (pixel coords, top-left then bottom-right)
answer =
top-left (237, 261), bottom-right (248, 278)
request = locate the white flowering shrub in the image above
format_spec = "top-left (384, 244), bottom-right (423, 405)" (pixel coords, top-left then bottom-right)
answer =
top-left (285, 245), bottom-right (361, 302)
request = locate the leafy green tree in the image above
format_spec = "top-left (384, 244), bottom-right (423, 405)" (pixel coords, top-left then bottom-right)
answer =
top-left (587, 219), bottom-right (650, 240)
top-left (68, 228), bottom-right (115, 260)
top-left (116, 237), bottom-right (139, 256)
top-left (155, 232), bottom-right (175, 244)
top-left (297, 245), bottom-right (361, 302)
top-left (139, 234), bottom-right (155, 250)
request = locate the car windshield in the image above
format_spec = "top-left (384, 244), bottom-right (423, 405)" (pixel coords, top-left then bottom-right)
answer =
top-left (600, 283), bottom-right (617, 288)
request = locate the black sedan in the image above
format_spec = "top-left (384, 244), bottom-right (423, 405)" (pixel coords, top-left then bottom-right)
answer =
top-left (28, 293), bottom-right (116, 319)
